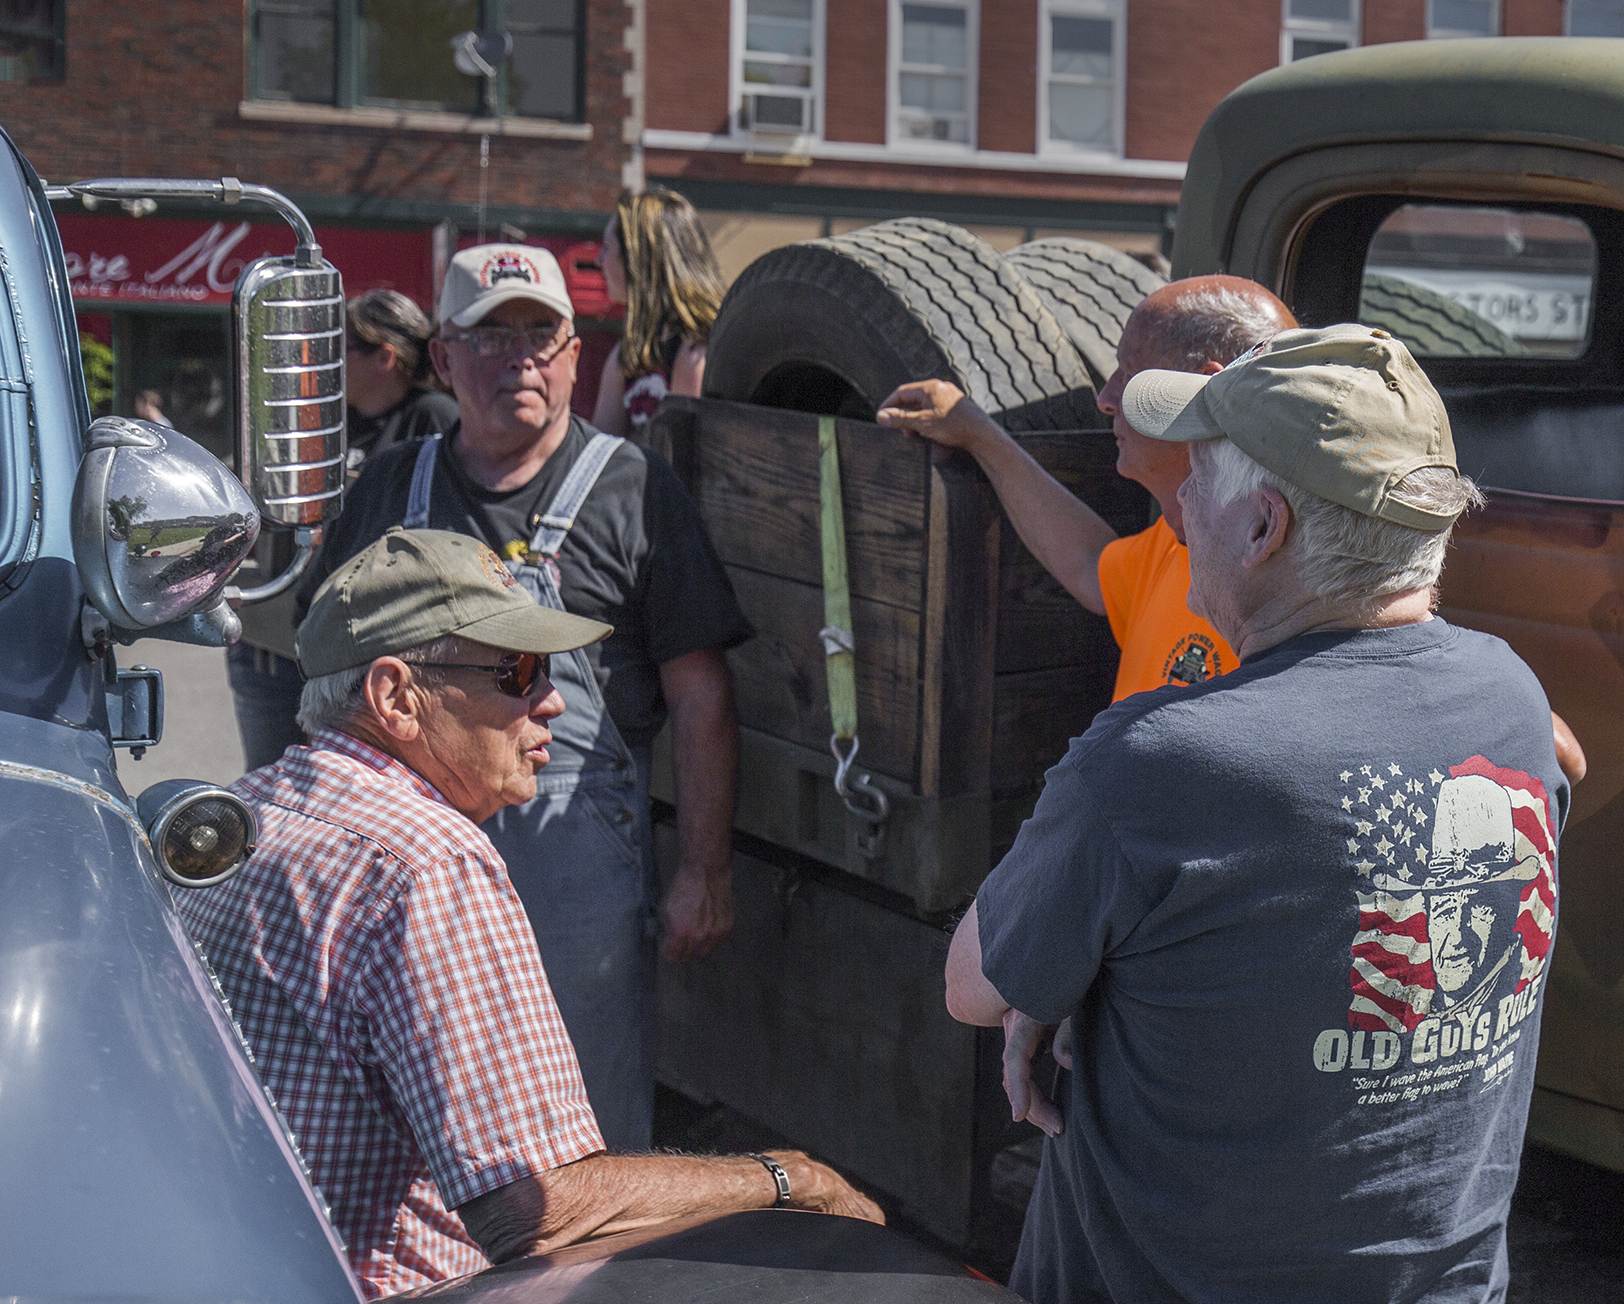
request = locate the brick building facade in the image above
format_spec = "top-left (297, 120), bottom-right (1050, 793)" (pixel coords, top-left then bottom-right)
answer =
top-left (0, 0), bottom-right (635, 449)
top-left (0, 1), bottom-right (1612, 436)
top-left (642, 0), bottom-right (1603, 277)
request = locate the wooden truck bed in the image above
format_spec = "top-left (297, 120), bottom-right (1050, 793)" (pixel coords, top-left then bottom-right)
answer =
top-left (646, 395), bottom-right (1147, 1244)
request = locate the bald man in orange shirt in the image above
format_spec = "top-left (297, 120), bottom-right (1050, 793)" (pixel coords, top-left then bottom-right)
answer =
top-left (879, 276), bottom-right (1585, 780)
top-left (879, 275), bottom-right (1290, 703)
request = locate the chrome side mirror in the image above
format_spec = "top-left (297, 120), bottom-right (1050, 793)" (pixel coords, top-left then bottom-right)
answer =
top-left (50, 179), bottom-right (345, 605)
top-left (72, 416), bottom-right (259, 643)
top-left (235, 254), bottom-right (345, 530)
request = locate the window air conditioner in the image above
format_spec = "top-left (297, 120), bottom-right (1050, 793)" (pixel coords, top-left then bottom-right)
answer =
top-left (742, 90), bottom-right (813, 135)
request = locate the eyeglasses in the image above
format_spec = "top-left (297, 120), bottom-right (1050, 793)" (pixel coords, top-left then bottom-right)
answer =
top-left (411, 651), bottom-right (553, 699)
top-left (447, 324), bottom-right (576, 362)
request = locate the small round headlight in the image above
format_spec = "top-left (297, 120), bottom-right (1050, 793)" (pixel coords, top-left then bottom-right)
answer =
top-left (137, 780), bottom-right (257, 888)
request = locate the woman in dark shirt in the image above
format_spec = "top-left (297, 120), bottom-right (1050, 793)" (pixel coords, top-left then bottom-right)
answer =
top-left (345, 289), bottom-right (458, 466)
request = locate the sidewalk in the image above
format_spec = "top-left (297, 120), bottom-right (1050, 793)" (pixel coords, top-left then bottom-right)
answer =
top-left (115, 639), bottom-right (245, 791)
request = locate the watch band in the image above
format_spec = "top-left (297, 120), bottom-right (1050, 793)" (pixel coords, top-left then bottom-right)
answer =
top-left (746, 1152), bottom-right (791, 1207)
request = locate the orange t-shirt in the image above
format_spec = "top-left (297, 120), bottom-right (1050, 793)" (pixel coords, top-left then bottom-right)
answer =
top-left (1097, 517), bottom-right (1237, 702)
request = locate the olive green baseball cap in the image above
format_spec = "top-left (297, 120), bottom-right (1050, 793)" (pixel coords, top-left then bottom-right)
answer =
top-left (1122, 323), bottom-right (1461, 531)
top-left (296, 527), bottom-right (611, 677)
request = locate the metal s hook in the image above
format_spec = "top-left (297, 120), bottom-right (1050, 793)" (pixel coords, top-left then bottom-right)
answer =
top-left (830, 731), bottom-right (859, 797)
top-left (830, 733), bottom-right (891, 859)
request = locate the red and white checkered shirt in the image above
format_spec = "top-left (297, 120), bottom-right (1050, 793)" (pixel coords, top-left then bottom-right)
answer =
top-left (176, 730), bottom-right (604, 1299)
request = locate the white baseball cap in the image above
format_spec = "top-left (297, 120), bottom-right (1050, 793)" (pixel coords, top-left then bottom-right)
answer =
top-left (437, 243), bottom-right (574, 329)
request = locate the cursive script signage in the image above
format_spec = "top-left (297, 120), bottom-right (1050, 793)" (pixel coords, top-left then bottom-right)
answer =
top-left (56, 213), bottom-right (436, 309)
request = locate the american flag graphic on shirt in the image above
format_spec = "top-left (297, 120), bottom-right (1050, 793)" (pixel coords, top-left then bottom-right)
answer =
top-left (1344, 755), bottom-right (1556, 1036)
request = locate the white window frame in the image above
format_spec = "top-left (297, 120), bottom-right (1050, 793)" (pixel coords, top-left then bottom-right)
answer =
top-left (1426, 0), bottom-right (1499, 36)
top-left (888, 0), bottom-right (978, 152)
top-left (1566, 0), bottom-right (1624, 34)
top-left (730, 0), bottom-right (825, 141)
top-left (1280, 0), bottom-right (1360, 64)
top-left (1038, 0), bottom-right (1124, 158)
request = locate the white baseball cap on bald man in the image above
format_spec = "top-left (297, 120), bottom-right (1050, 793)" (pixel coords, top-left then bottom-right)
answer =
top-left (437, 243), bottom-right (575, 329)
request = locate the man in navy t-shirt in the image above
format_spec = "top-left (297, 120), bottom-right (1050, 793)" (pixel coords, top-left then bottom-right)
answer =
top-left (947, 325), bottom-right (1566, 1304)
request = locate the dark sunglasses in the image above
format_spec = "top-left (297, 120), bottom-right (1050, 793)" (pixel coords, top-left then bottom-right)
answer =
top-left (412, 650), bottom-right (552, 699)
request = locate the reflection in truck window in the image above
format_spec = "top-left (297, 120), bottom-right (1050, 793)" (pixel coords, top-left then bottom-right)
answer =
top-left (1360, 203), bottom-right (1596, 359)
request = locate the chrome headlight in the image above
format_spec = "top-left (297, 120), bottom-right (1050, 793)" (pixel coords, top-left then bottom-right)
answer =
top-left (137, 780), bottom-right (257, 889)
top-left (72, 417), bottom-right (259, 633)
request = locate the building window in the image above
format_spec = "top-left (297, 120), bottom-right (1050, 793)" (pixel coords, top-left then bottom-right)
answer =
top-left (1281, 0), bottom-right (1358, 62)
top-left (1427, 0), bottom-right (1497, 35)
top-left (250, 0), bottom-right (583, 121)
top-left (1040, 0), bottom-right (1122, 155)
top-left (891, 1), bottom-right (976, 147)
top-left (0, 0), bottom-right (63, 83)
top-left (735, 0), bottom-right (822, 138)
top-left (1567, 0), bottom-right (1624, 34)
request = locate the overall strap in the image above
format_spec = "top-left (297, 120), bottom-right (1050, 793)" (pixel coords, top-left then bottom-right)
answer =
top-left (530, 432), bottom-right (625, 555)
top-left (402, 434), bottom-right (442, 529)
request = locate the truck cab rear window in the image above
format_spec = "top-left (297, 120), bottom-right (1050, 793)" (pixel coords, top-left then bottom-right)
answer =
top-left (1360, 203), bottom-right (1596, 359)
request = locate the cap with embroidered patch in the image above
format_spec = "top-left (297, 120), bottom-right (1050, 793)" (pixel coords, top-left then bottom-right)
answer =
top-left (296, 528), bottom-right (609, 677)
top-left (437, 243), bottom-right (574, 328)
top-left (1122, 323), bottom-right (1461, 531)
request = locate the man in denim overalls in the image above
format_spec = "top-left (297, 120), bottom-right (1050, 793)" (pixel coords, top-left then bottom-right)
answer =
top-left (305, 245), bottom-right (750, 1148)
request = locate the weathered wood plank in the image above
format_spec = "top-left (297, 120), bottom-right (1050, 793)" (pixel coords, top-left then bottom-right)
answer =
top-left (678, 398), bottom-right (931, 609)
top-left (918, 456), bottom-right (1000, 799)
top-left (655, 824), bottom-right (982, 1245)
top-left (996, 538), bottom-right (1123, 687)
top-left (645, 396), bottom-right (696, 484)
top-left (726, 565), bottom-right (920, 783)
top-left (991, 664), bottom-right (1112, 797)
top-left (996, 430), bottom-right (1152, 672)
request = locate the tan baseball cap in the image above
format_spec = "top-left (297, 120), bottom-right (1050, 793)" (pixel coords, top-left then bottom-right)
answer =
top-left (437, 243), bottom-right (574, 329)
top-left (296, 528), bottom-right (610, 677)
top-left (1122, 324), bottom-right (1461, 531)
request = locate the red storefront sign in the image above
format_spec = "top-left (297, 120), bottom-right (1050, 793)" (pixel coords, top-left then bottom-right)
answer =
top-left (55, 213), bottom-right (438, 310)
top-left (57, 214), bottom-right (619, 320)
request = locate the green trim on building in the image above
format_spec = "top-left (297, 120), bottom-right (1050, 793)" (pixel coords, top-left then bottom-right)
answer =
top-left (661, 176), bottom-right (1175, 238)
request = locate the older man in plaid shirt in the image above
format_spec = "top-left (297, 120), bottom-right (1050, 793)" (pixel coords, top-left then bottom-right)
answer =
top-left (179, 528), bottom-right (880, 1299)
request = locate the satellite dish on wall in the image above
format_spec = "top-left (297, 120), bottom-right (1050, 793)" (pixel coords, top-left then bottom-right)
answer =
top-left (451, 30), bottom-right (511, 79)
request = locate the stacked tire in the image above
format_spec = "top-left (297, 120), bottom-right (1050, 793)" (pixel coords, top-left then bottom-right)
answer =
top-left (1002, 238), bottom-right (1165, 390)
top-left (703, 218), bottom-right (1166, 431)
top-left (1357, 273), bottom-right (1523, 358)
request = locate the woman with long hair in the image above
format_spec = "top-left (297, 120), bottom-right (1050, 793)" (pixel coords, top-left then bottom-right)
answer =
top-left (592, 186), bottom-right (727, 436)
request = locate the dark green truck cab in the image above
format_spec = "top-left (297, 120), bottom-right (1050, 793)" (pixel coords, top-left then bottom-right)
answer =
top-left (1175, 36), bottom-right (1624, 1172)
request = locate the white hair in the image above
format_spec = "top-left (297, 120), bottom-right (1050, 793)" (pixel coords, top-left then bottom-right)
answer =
top-left (1190, 439), bottom-right (1484, 613)
top-left (295, 633), bottom-right (466, 737)
top-left (1157, 286), bottom-right (1290, 368)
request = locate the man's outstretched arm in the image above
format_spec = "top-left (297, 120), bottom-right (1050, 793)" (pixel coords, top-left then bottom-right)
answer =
top-left (460, 1148), bottom-right (883, 1263)
top-left (877, 380), bottom-right (1119, 615)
